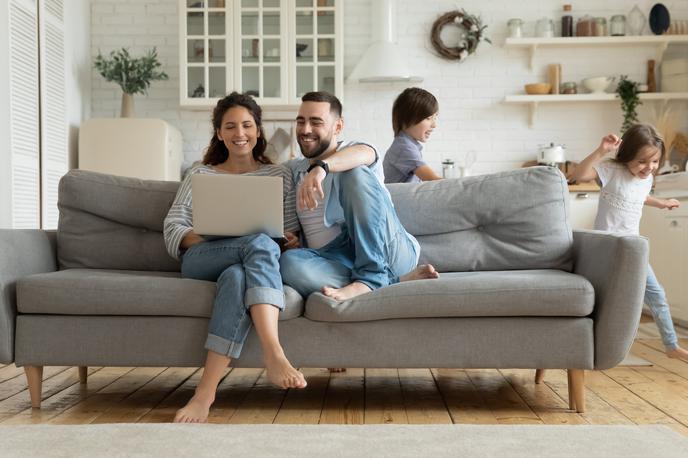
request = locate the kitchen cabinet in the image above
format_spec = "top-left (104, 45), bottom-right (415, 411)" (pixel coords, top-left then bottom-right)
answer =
top-left (502, 35), bottom-right (688, 127)
top-left (79, 119), bottom-right (183, 181)
top-left (179, 0), bottom-right (343, 113)
top-left (640, 199), bottom-right (688, 326)
top-left (568, 190), bottom-right (599, 230)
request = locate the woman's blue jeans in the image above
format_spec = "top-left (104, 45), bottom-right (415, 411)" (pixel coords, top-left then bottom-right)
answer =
top-left (181, 234), bottom-right (284, 359)
top-left (645, 264), bottom-right (679, 350)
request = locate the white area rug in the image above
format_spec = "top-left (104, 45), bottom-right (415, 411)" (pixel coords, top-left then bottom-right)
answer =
top-left (1, 424), bottom-right (686, 457)
top-left (619, 354), bottom-right (653, 366)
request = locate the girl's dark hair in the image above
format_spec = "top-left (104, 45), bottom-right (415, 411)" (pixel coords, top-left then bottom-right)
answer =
top-left (392, 87), bottom-right (439, 136)
top-left (616, 123), bottom-right (665, 164)
top-left (202, 92), bottom-right (271, 166)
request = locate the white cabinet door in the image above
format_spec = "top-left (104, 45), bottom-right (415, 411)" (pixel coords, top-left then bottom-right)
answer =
top-left (6, 0), bottom-right (40, 229)
top-left (39, 0), bottom-right (68, 229)
top-left (179, 0), bottom-right (343, 108)
top-left (568, 192), bottom-right (599, 230)
top-left (290, 0), bottom-right (341, 103)
top-left (641, 205), bottom-right (688, 324)
top-left (180, 0), bottom-right (233, 107)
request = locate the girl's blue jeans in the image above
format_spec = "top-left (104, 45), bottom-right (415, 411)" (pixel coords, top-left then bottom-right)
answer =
top-left (645, 264), bottom-right (679, 350)
top-left (180, 234), bottom-right (284, 359)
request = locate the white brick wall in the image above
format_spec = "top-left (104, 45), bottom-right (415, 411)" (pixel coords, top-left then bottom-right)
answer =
top-left (91, 0), bottom-right (688, 174)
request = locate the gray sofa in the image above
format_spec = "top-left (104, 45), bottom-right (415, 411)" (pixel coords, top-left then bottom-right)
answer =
top-left (0, 167), bottom-right (648, 413)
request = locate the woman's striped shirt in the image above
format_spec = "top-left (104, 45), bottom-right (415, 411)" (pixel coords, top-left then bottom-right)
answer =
top-left (163, 163), bottom-right (299, 260)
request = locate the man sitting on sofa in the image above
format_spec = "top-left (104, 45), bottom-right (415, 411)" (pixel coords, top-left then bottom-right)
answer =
top-left (280, 91), bottom-right (438, 302)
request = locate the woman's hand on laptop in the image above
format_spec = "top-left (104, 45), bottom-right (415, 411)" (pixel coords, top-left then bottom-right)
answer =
top-left (181, 231), bottom-right (205, 249)
top-left (299, 167), bottom-right (326, 211)
top-left (282, 231), bottom-right (300, 251)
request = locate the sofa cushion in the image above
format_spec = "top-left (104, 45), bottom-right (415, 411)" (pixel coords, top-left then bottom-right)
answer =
top-left (17, 269), bottom-right (303, 321)
top-left (305, 270), bottom-right (594, 322)
top-left (57, 170), bottom-right (180, 271)
top-left (387, 167), bottom-right (573, 272)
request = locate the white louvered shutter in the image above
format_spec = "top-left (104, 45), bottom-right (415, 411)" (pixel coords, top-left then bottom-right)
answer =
top-left (39, 0), bottom-right (67, 229)
top-left (9, 0), bottom-right (40, 229)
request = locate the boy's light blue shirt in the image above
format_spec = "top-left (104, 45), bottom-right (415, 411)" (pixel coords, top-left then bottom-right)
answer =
top-left (285, 140), bottom-right (385, 228)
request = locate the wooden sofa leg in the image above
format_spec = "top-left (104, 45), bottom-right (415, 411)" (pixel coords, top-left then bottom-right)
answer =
top-left (535, 369), bottom-right (545, 384)
top-left (567, 369), bottom-right (585, 413)
top-left (24, 366), bottom-right (43, 409)
top-left (78, 366), bottom-right (88, 384)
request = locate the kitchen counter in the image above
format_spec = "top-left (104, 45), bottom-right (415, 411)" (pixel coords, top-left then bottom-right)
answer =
top-left (568, 182), bottom-right (600, 192)
top-left (521, 161), bottom-right (600, 192)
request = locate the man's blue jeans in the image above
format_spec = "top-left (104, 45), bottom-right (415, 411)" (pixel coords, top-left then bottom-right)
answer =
top-left (181, 234), bottom-right (284, 359)
top-left (645, 264), bottom-right (679, 350)
top-left (280, 166), bottom-right (419, 297)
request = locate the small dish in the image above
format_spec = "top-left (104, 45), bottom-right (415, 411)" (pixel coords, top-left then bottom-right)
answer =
top-left (524, 83), bottom-right (552, 95)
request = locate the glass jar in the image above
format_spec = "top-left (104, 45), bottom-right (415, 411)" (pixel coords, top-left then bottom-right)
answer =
top-left (561, 82), bottom-right (578, 94)
top-left (561, 4), bottom-right (573, 37)
top-left (536, 18), bottom-right (554, 38)
top-left (610, 15), bottom-right (626, 36)
top-left (576, 15), bottom-right (594, 37)
top-left (594, 17), bottom-right (607, 36)
top-left (507, 18), bottom-right (523, 38)
top-left (441, 159), bottom-right (456, 179)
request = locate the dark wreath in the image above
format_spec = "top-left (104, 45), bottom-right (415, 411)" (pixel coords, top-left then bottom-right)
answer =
top-left (430, 9), bottom-right (490, 61)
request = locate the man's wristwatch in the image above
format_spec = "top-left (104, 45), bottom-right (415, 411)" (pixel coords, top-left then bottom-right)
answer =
top-left (307, 159), bottom-right (329, 175)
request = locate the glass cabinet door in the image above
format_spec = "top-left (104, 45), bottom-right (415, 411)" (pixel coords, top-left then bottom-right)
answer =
top-left (182, 0), bottom-right (230, 104)
top-left (180, 0), bottom-right (341, 107)
top-left (237, 0), bottom-right (287, 102)
top-left (292, 0), bottom-right (339, 102)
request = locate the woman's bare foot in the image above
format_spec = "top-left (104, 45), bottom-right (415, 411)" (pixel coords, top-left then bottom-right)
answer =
top-left (173, 391), bottom-right (214, 423)
top-left (400, 264), bottom-right (440, 282)
top-left (666, 346), bottom-right (688, 363)
top-left (322, 281), bottom-right (372, 301)
top-left (264, 351), bottom-right (307, 389)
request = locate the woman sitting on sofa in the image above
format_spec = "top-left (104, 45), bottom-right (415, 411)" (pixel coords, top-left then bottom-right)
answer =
top-left (163, 92), bottom-right (306, 423)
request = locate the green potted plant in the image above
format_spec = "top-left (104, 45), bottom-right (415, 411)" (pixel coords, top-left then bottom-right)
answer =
top-left (615, 75), bottom-right (642, 133)
top-left (94, 47), bottom-right (169, 117)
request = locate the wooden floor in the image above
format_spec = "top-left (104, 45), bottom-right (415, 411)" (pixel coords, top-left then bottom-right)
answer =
top-left (1, 318), bottom-right (687, 435)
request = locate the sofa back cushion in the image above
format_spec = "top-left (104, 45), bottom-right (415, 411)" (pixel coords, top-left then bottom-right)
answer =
top-left (57, 170), bottom-right (180, 271)
top-left (387, 166), bottom-right (573, 272)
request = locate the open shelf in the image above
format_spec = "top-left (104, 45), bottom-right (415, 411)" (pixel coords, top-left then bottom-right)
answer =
top-left (504, 35), bottom-right (688, 70)
top-left (503, 92), bottom-right (688, 127)
top-left (505, 92), bottom-right (688, 103)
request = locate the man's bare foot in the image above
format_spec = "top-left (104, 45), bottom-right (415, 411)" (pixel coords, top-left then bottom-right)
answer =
top-left (173, 392), bottom-right (214, 423)
top-left (264, 352), bottom-right (307, 389)
top-left (666, 346), bottom-right (688, 363)
top-left (328, 368), bottom-right (346, 373)
top-left (400, 264), bottom-right (440, 282)
top-left (322, 281), bottom-right (372, 301)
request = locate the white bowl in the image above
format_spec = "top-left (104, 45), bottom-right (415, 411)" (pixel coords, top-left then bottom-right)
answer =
top-left (582, 76), bottom-right (614, 94)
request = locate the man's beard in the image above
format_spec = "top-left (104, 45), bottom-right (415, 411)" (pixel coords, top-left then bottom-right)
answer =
top-left (298, 135), bottom-right (332, 159)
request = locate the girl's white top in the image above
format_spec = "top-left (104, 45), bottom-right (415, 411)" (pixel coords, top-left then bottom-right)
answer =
top-left (593, 159), bottom-right (653, 235)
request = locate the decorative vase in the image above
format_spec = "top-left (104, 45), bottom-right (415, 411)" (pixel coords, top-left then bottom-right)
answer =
top-left (627, 5), bottom-right (646, 36)
top-left (647, 60), bottom-right (656, 92)
top-left (120, 93), bottom-right (135, 118)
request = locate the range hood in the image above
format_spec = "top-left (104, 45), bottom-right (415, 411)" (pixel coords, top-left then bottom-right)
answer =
top-left (346, 0), bottom-right (423, 83)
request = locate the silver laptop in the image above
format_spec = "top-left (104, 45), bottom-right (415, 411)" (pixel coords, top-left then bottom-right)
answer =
top-left (191, 174), bottom-right (283, 238)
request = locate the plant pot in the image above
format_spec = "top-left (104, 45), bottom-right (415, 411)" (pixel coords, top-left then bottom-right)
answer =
top-left (121, 93), bottom-right (135, 118)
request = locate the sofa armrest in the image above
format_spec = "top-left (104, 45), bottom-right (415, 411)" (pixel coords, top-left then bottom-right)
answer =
top-left (572, 229), bottom-right (648, 370)
top-left (0, 229), bottom-right (57, 364)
